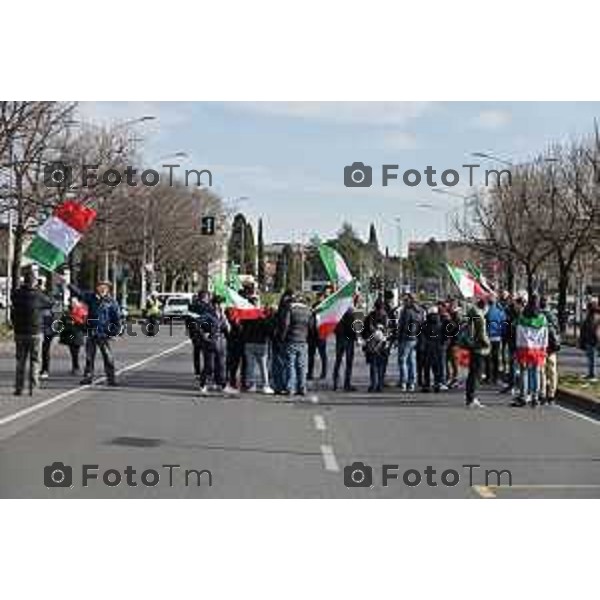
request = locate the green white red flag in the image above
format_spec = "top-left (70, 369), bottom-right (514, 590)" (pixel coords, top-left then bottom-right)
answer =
top-left (25, 201), bottom-right (97, 271)
top-left (318, 244), bottom-right (353, 287)
top-left (515, 314), bottom-right (548, 367)
top-left (213, 278), bottom-right (265, 321)
top-left (315, 278), bottom-right (357, 339)
top-left (445, 264), bottom-right (488, 299)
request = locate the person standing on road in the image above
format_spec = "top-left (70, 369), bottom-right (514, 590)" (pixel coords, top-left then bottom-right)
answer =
top-left (421, 306), bottom-right (447, 393)
top-left (363, 298), bottom-right (389, 393)
top-left (11, 269), bottom-right (53, 396)
top-left (280, 292), bottom-right (311, 396)
top-left (461, 300), bottom-right (490, 408)
top-left (69, 280), bottom-right (122, 386)
top-left (579, 300), bottom-right (600, 381)
top-left (187, 290), bottom-right (213, 382)
top-left (307, 292), bottom-right (328, 381)
top-left (485, 295), bottom-right (506, 385)
top-left (58, 297), bottom-right (88, 375)
top-left (539, 296), bottom-right (560, 405)
top-left (332, 302), bottom-right (358, 392)
top-left (198, 295), bottom-right (236, 396)
top-left (39, 283), bottom-right (57, 380)
top-left (242, 299), bottom-right (275, 394)
top-left (513, 295), bottom-right (548, 407)
top-left (272, 290), bottom-right (293, 394)
top-left (396, 294), bottom-right (423, 392)
top-left (144, 292), bottom-right (161, 337)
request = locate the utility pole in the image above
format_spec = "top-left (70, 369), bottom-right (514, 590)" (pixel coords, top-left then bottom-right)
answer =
top-left (5, 135), bottom-right (14, 323)
top-left (395, 217), bottom-right (403, 293)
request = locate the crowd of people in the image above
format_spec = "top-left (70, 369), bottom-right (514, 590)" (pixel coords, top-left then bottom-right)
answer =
top-left (8, 268), bottom-right (600, 407)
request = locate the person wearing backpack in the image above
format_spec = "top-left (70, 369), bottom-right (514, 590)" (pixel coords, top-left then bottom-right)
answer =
top-left (539, 296), bottom-right (560, 405)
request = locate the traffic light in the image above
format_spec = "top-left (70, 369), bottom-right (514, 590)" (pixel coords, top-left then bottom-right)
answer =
top-left (200, 215), bottom-right (216, 235)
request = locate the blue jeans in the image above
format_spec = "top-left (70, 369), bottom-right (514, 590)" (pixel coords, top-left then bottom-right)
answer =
top-left (272, 342), bottom-right (287, 392)
top-left (397, 339), bottom-right (417, 386)
top-left (245, 342), bottom-right (269, 388)
top-left (520, 365), bottom-right (540, 400)
top-left (285, 342), bottom-right (307, 393)
top-left (369, 353), bottom-right (386, 391)
top-left (585, 345), bottom-right (597, 378)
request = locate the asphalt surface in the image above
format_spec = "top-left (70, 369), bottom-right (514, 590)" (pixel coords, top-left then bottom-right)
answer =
top-left (0, 325), bottom-right (599, 498)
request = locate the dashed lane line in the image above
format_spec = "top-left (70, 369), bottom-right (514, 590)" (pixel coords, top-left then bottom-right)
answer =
top-left (320, 444), bottom-right (340, 472)
top-left (313, 414), bottom-right (327, 431)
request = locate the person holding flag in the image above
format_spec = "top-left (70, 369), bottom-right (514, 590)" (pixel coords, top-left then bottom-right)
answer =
top-left (69, 279), bottom-right (122, 386)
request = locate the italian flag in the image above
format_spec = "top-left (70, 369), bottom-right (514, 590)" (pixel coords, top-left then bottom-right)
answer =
top-left (446, 264), bottom-right (487, 299)
top-left (515, 314), bottom-right (548, 367)
top-left (315, 279), bottom-right (357, 339)
top-left (25, 201), bottom-right (97, 271)
top-left (213, 279), bottom-right (265, 322)
top-left (319, 244), bottom-right (353, 287)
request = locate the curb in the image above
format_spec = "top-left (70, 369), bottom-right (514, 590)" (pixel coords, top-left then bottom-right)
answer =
top-left (557, 386), bottom-right (600, 418)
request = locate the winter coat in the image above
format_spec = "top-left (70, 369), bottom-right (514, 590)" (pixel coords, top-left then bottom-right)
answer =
top-left (69, 285), bottom-right (122, 339)
top-left (11, 286), bottom-right (53, 336)
top-left (486, 302), bottom-right (507, 341)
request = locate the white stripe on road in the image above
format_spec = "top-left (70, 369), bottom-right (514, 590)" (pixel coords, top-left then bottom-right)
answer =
top-left (313, 414), bottom-right (326, 431)
top-left (320, 444), bottom-right (339, 472)
top-left (556, 405), bottom-right (600, 426)
top-left (0, 340), bottom-right (190, 428)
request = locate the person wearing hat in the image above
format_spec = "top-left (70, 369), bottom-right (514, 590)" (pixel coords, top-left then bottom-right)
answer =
top-left (69, 279), bottom-right (122, 386)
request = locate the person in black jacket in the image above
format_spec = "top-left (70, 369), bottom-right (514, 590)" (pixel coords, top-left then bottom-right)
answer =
top-left (333, 302), bottom-right (358, 391)
top-left (421, 306), bottom-right (446, 393)
top-left (272, 290), bottom-right (293, 394)
top-left (280, 292), bottom-right (311, 396)
top-left (187, 290), bottom-right (213, 381)
top-left (307, 293), bottom-right (328, 381)
top-left (11, 269), bottom-right (53, 395)
top-left (396, 294), bottom-right (423, 392)
top-left (241, 300), bottom-right (274, 393)
top-left (363, 298), bottom-right (389, 393)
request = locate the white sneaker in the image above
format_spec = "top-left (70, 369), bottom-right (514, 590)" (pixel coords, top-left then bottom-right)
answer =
top-left (468, 398), bottom-right (484, 408)
top-left (408, 384), bottom-right (415, 392)
top-left (398, 383), bottom-right (407, 392)
top-left (222, 385), bottom-right (239, 395)
top-left (40, 371), bottom-right (49, 380)
top-left (247, 385), bottom-right (258, 393)
top-left (261, 386), bottom-right (275, 395)
top-left (438, 384), bottom-right (449, 391)
top-left (198, 386), bottom-right (208, 396)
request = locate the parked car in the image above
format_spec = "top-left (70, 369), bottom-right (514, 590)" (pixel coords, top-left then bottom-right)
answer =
top-left (161, 295), bottom-right (191, 320)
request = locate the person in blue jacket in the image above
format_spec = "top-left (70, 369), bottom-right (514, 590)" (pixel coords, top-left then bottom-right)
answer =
top-left (485, 295), bottom-right (507, 385)
top-left (69, 280), bottom-right (122, 386)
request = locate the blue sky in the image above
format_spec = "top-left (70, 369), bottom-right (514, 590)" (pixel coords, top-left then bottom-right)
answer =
top-left (80, 101), bottom-right (600, 252)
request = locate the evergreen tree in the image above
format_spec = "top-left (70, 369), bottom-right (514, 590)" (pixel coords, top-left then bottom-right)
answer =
top-left (257, 218), bottom-right (265, 287)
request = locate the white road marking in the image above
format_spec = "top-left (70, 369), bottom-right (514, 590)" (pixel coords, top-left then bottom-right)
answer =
top-left (0, 340), bottom-right (190, 428)
top-left (474, 483), bottom-right (600, 498)
top-left (320, 444), bottom-right (339, 472)
top-left (313, 414), bottom-right (327, 431)
top-left (556, 404), bottom-right (600, 425)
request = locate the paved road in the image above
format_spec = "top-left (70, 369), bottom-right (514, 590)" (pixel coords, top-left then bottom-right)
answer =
top-left (0, 326), bottom-right (599, 498)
